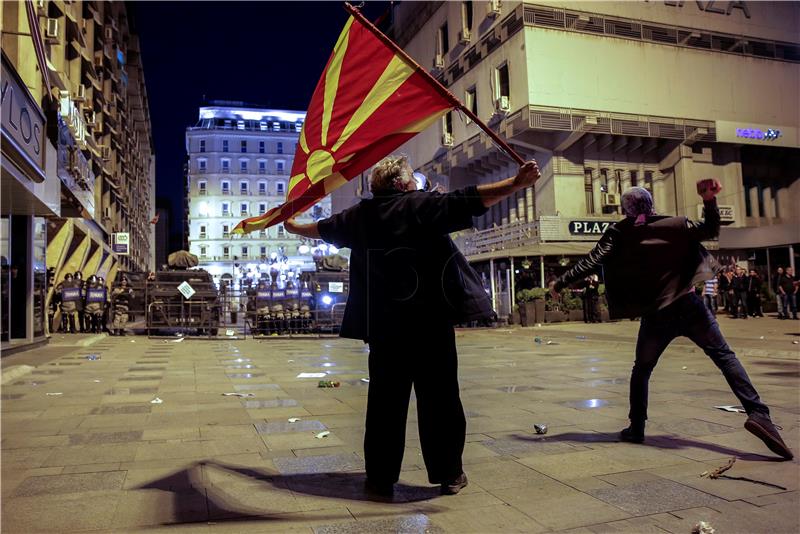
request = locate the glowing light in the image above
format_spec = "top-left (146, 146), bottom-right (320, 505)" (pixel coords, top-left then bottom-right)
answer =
top-left (270, 252), bottom-right (278, 260)
top-left (328, 246), bottom-right (339, 254)
top-left (321, 295), bottom-right (333, 305)
top-left (319, 244), bottom-right (328, 252)
top-left (298, 245), bottom-right (310, 254)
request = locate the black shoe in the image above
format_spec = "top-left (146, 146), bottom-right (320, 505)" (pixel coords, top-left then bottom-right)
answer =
top-left (745, 412), bottom-right (794, 460)
top-left (620, 425), bottom-right (645, 444)
top-left (441, 472), bottom-right (468, 495)
top-left (364, 479), bottom-right (394, 497)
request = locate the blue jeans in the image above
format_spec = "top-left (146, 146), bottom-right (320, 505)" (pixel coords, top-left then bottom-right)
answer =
top-left (780, 293), bottom-right (797, 318)
top-left (703, 294), bottom-right (716, 315)
top-left (629, 293), bottom-right (769, 422)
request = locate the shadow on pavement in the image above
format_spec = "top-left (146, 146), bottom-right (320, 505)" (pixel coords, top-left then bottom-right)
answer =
top-left (133, 460), bottom-right (441, 525)
top-left (510, 432), bottom-right (781, 462)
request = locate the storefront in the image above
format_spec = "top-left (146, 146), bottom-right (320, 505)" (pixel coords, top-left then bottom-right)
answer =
top-left (1, 53), bottom-right (60, 351)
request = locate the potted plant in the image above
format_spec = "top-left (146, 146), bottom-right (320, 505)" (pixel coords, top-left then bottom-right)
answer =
top-left (544, 293), bottom-right (568, 323)
top-left (516, 288), bottom-right (547, 326)
top-left (562, 290), bottom-right (585, 322)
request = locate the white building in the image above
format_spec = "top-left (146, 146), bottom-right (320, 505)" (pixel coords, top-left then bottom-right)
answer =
top-left (333, 0), bottom-right (800, 317)
top-left (185, 102), bottom-right (332, 287)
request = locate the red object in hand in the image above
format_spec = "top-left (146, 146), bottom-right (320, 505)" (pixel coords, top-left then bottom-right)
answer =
top-left (697, 179), bottom-right (722, 201)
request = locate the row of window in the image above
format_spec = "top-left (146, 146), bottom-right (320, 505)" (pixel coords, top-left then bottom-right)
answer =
top-left (196, 224), bottom-right (286, 240)
top-left (196, 158), bottom-right (287, 174)
top-left (440, 63), bottom-right (510, 138)
top-left (198, 139), bottom-right (286, 154)
top-left (197, 118), bottom-right (302, 133)
top-left (583, 169), bottom-right (654, 215)
top-left (196, 180), bottom-right (285, 196)
top-left (197, 243), bottom-right (287, 260)
top-left (198, 201), bottom-right (276, 217)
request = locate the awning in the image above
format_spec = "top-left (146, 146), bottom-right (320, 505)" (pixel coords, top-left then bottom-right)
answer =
top-left (466, 241), bottom-right (597, 262)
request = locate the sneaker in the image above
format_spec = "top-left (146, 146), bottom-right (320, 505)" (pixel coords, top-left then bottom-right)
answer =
top-left (620, 424), bottom-right (645, 444)
top-left (441, 472), bottom-right (468, 495)
top-left (364, 479), bottom-right (394, 497)
top-left (744, 412), bottom-right (794, 460)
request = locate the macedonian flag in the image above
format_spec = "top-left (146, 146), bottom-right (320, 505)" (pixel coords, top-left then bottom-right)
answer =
top-left (233, 7), bottom-right (456, 234)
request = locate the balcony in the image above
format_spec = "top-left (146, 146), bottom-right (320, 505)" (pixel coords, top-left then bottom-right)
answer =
top-left (221, 167), bottom-right (230, 174)
top-left (198, 233), bottom-right (207, 239)
top-left (222, 189), bottom-right (231, 195)
top-left (198, 189), bottom-right (207, 195)
top-left (222, 211), bottom-right (230, 218)
top-left (258, 168), bottom-right (267, 174)
top-left (258, 189), bottom-right (267, 195)
top-left (222, 232), bottom-right (230, 239)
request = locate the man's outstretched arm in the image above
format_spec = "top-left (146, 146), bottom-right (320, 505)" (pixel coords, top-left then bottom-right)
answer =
top-left (477, 161), bottom-right (540, 208)
top-left (283, 219), bottom-right (320, 239)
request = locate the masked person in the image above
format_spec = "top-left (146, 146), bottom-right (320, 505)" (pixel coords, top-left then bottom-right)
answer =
top-left (84, 276), bottom-right (107, 333)
top-left (254, 279), bottom-right (271, 335)
top-left (58, 273), bottom-right (81, 333)
top-left (552, 181), bottom-right (792, 460)
top-left (97, 277), bottom-right (111, 333)
top-left (285, 155), bottom-right (541, 495)
top-left (111, 277), bottom-right (133, 336)
top-left (73, 271), bottom-right (86, 333)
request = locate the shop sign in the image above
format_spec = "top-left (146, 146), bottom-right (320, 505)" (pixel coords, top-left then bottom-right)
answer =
top-left (112, 232), bottom-right (130, 255)
top-left (716, 120), bottom-right (798, 148)
top-left (568, 220), bottom-right (612, 235)
top-left (1, 54), bottom-right (46, 182)
top-left (736, 127), bottom-right (781, 141)
top-left (329, 282), bottom-right (344, 293)
top-left (698, 204), bottom-right (735, 223)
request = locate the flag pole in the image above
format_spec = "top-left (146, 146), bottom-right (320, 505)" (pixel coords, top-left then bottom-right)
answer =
top-left (343, 2), bottom-right (525, 165)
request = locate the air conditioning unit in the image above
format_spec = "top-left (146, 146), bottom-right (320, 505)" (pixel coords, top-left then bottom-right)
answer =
top-left (103, 207), bottom-right (112, 220)
top-left (488, 0), bottom-right (502, 18)
top-left (441, 132), bottom-right (454, 147)
top-left (45, 18), bottom-right (59, 41)
top-left (603, 193), bottom-right (620, 206)
top-left (74, 84), bottom-right (86, 102)
top-left (85, 110), bottom-right (96, 126)
top-left (495, 95), bottom-right (510, 112)
top-left (104, 26), bottom-right (113, 41)
top-left (459, 28), bottom-right (471, 44)
top-left (433, 54), bottom-right (445, 70)
top-left (100, 146), bottom-right (111, 160)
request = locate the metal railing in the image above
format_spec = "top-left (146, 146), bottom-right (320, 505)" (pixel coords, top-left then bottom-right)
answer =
top-left (452, 221), bottom-right (539, 257)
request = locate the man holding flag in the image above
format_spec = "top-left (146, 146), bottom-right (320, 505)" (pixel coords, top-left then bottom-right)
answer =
top-left (234, 3), bottom-right (539, 495)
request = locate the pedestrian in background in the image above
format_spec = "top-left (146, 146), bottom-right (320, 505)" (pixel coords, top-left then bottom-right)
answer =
top-left (747, 269), bottom-right (764, 317)
top-left (702, 276), bottom-right (718, 316)
top-left (773, 267), bottom-right (786, 319)
top-left (285, 155), bottom-right (541, 495)
top-left (552, 180), bottom-right (792, 460)
top-left (731, 267), bottom-right (749, 319)
top-left (777, 267), bottom-right (798, 320)
top-left (111, 277), bottom-right (133, 336)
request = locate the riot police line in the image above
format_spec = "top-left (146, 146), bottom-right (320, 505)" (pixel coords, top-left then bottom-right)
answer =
top-left (50, 272), bottom-right (134, 336)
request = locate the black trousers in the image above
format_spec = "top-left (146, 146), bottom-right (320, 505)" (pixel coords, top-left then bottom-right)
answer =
top-left (629, 293), bottom-right (768, 422)
top-left (366, 326), bottom-right (465, 485)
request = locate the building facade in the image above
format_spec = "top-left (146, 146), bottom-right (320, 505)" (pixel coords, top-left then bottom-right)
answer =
top-left (330, 0), bottom-right (799, 317)
top-left (1, 0), bottom-right (155, 350)
top-left (185, 103), bottom-right (332, 287)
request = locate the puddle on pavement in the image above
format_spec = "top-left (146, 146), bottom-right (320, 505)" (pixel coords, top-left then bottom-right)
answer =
top-left (226, 365), bottom-right (257, 370)
top-left (585, 378), bottom-right (626, 387)
top-left (562, 398), bottom-right (610, 409)
top-left (496, 385), bottom-right (544, 393)
top-left (226, 373), bottom-right (265, 379)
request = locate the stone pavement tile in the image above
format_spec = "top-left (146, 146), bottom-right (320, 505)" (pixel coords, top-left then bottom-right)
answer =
top-left (112, 488), bottom-right (210, 528)
top-left (147, 412), bottom-right (201, 428)
top-left (491, 485), bottom-right (632, 530)
top-left (454, 457), bottom-right (553, 491)
top-left (206, 483), bottom-right (315, 518)
top-left (43, 442), bottom-right (140, 467)
top-left (13, 470), bottom-right (127, 497)
top-left (273, 453), bottom-right (364, 475)
top-left (430, 503), bottom-right (549, 533)
top-left (294, 446), bottom-right (361, 459)
top-left (663, 501), bottom-right (800, 534)
top-left (77, 413), bottom-right (149, 430)
top-left (199, 408), bottom-right (254, 426)
top-left (262, 431), bottom-right (346, 451)
top-left (742, 489), bottom-right (799, 507)
top-left (312, 514), bottom-right (444, 534)
top-left (480, 436), bottom-right (582, 458)
top-left (255, 420), bottom-right (327, 434)
top-left (516, 449), bottom-right (633, 479)
top-left (61, 462), bottom-right (123, 474)
top-left (2, 447), bottom-right (58, 469)
top-left (203, 437), bottom-right (270, 457)
top-left (300, 399), bottom-right (358, 416)
top-left (68, 429), bottom-right (143, 445)
top-left (1, 433), bottom-right (71, 449)
top-left (0, 491), bottom-right (121, 532)
top-left (233, 383), bottom-right (282, 391)
top-left (1, 467), bottom-right (64, 498)
top-left (588, 478), bottom-right (726, 515)
top-left (244, 399), bottom-right (300, 409)
top-left (6, 415), bottom-right (85, 434)
top-left (122, 463), bottom-right (206, 491)
top-left (559, 514), bottom-right (679, 534)
top-left (38, 404), bottom-right (99, 418)
top-left (652, 417), bottom-right (740, 437)
top-left (199, 424), bottom-right (259, 439)
top-left (247, 407), bottom-right (313, 420)
top-left (135, 441), bottom-right (206, 462)
top-left (143, 426), bottom-right (202, 441)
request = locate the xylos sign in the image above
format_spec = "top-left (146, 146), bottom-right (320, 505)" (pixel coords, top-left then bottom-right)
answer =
top-left (112, 232), bottom-right (130, 255)
top-left (569, 221), bottom-right (612, 235)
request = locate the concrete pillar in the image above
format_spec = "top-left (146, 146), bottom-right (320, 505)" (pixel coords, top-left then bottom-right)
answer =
top-left (489, 258), bottom-right (497, 312)
top-left (621, 170), bottom-right (632, 193)
top-left (539, 255), bottom-right (545, 288)
top-left (517, 195), bottom-right (526, 223)
top-left (509, 193), bottom-right (518, 223)
top-left (526, 187), bottom-right (535, 221)
top-left (591, 170), bottom-right (602, 216)
top-left (762, 186), bottom-right (775, 219)
top-left (510, 256), bottom-right (515, 305)
top-left (748, 185), bottom-right (760, 218)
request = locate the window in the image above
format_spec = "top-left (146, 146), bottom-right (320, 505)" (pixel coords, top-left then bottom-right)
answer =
top-left (442, 112), bottom-right (453, 135)
top-left (258, 160), bottom-right (266, 174)
top-left (295, 122), bottom-right (302, 132)
top-left (259, 121), bottom-right (268, 131)
top-left (221, 159), bottom-right (230, 173)
top-left (241, 246), bottom-right (249, 258)
top-left (240, 181), bottom-right (248, 194)
top-left (465, 87), bottom-right (477, 122)
top-left (222, 140), bottom-right (229, 152)
top-left (260, 246), bottom-right (267, 257)
top-left (277, 224), bottom-right (285, 238)
top-left (259, 230), bottom-right (267, 238)
top-left (224, 119), bottom-right (232, 129)
top-left (438, 22), bottom-right (449, 55)
top-left (198, 159), bottom-right (207, 173)
top-left (240, 140), bottom-right (247, 153)
top-left (222, 224), bottom-right (230, 238)
top-left (221, 180), bottom-right (230, 194)
top-left (259, 141), bottom-right (265, 154)
top-left (276, 161), bottom-right (285, 175)
top-left (259, 203), bottom-right (267, 215)
top-left (644, 171), bottom-right (653, 191)
top-left (584, 169), bottom-right (594, 214)
top-left (198, 181), bottom-right (207, 195)
top-left (614, 169), bottom-right (623, 195)
top-left (276, 182), bottom-right (285, 195)
top-left (199, 139), bottom-right (206, 153)
top-left (258, 181), bottom-right (267, 195)
top-left (273, 121), bottom-right (281, 131)
top-left (630, 171), bottom-right (638, 187)
top-left (237, 120), bottom-right (245, 130)
top-left (277, 142), bottom-right (283, 154)
top-left (199, 225), bottom-right (207, 238)
top-left (222, 202), bottom-right (230, 216)
top-left (240, 160), bottom-right (248, 173)
top-left (462, 1), bottom-right (473, 33)
top-left (494, 63), bottom-right (510, 100)
top-left (240, 202), bottom-right (248, 215)
top-left (199, 245), bottom-right (207, 258)
top-left (223, 246), bottom-right (230, 259)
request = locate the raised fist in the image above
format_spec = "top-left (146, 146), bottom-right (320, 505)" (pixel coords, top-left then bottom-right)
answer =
top-left (697, 179), bottom-right (722, 201)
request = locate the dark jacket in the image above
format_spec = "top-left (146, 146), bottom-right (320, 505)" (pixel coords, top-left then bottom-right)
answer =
top-left (555, 199), bottom-right (721, 319)
top-left (731, 274), bottom-right (749, 292)
top-left (777, 273), bottom-right (796, 294)
top-left (318, 186), bottom-right (493, 341)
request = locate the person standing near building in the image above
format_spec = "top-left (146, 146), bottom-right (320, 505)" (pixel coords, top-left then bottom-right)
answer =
top-left (582, 274), bottom-right (601, 323)
top-left (111, 277), bottom-right (133, 336)
top-left (285, 155), bottom-right (541, 495)
top-left (58, 273), bottom-right (81, 333)
top-left (84, 276), bottom-right (106, 333)
top-left (731, 267), bottom-right (749, 319)
top-left (747, 269), bottom-right (764, 317)
top-left (716, 270), bottom-right (729, 315)
top-left (551, 180), bottom-right (792, 460)
top-left (773, 267), bottom-right (786, 319)
top-left (777, 267), bottom-right (798, 320)
top-left (74, 271), bottom-right (86, 333)
top-left (702, 276), bottom-right (719, 316)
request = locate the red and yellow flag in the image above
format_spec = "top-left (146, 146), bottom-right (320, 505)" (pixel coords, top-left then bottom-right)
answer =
top-left (233, 11), bottom-right (455, 234)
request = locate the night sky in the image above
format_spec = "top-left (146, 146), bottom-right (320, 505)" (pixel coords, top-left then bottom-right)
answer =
top-left (132, 1), bottom-right (389, 249)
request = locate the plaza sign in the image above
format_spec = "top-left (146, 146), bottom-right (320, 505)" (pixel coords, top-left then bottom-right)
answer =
top-left (568, 221), bottom-right (612, 235)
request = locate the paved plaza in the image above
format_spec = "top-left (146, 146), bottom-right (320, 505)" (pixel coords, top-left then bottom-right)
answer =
top-left (1, 318), bottom-right (798, 533)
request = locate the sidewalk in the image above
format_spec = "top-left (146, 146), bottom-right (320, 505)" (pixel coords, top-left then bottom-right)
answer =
top-left (1, 320), bottom-right (797, 533)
